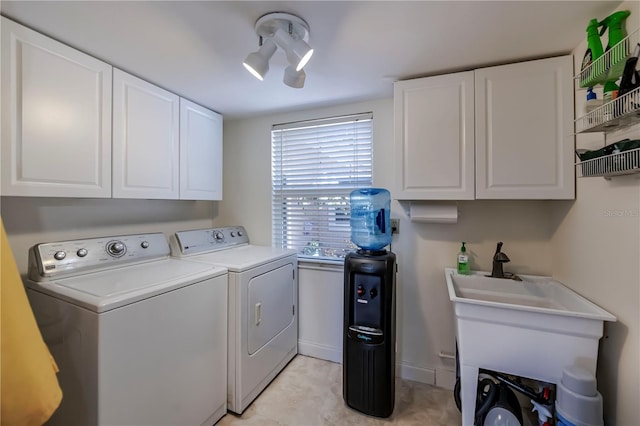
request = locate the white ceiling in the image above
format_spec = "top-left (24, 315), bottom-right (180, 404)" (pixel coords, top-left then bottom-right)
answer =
top-left (1, 1), bottom-right (621, 119)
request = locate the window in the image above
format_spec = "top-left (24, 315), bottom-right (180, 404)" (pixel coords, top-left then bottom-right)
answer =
top-left (271, 113), bottom-right (373, 261)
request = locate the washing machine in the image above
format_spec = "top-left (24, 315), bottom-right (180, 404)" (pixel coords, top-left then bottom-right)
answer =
top-left (171, 226), bottom-right (298, 414)
top-left (25, 233), bottom-right (228, 426)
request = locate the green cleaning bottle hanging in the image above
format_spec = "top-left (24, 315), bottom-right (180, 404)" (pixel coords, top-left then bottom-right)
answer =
top-left (580, 18), bottom-right (605, 87)
top-left (457, 242), bottom-right (470, 275)
top-left (599, 10), bottom-right (631, 81)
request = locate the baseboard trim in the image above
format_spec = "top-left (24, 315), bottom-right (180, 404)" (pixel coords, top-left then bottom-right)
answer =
top-left (435, 368), bottom-right (456, 390)
top-left (397, 362), bottom-right (436, 385)
top-left (298, 340), bottom-right (342, 363)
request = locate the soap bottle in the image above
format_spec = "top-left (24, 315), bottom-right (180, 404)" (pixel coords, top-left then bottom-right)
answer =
top-left (585, 88), bottom-right (602, 123)
top-left (585, 88), bottom-right (603, 111)
top-left (457, 242), bottom-right (470, 275)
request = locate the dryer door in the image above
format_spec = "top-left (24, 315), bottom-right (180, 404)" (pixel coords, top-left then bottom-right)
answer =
top-left (247, 263), bottom-right (295, 355)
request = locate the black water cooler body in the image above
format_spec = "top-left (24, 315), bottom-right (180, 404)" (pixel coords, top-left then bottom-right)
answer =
top-left (343, 249), bottom-right (396, 418)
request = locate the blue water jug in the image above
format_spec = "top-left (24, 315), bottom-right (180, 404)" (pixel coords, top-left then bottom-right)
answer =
top-left (350, 188), bottom-right (391, 250)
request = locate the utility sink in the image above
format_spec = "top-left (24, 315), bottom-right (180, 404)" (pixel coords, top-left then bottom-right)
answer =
top-left (446, 269), bottom-right (616, 320)
top-left (445, 268), bottom-right (616, 426)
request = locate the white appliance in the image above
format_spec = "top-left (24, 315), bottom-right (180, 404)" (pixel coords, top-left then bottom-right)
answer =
top-left (26, 233), bottom-right (228, 426)
top-left (171, 226), bottom-right (298, 414)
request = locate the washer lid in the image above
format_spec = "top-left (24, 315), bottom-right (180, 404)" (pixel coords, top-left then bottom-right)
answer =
top-left (26, 258), bottom-right (227, 313)
top-left (187, 245), bottom-right (296, 272)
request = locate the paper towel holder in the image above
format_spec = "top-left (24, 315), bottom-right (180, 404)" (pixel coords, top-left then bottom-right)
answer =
top-left (404, 201), bottom-right (458, 224)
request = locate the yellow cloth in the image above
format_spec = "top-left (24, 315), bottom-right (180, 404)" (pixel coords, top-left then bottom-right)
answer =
top-left (1, 218), bottom-right (62, 425)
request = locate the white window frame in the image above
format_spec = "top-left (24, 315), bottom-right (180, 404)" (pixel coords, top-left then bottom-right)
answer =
top-left (271, 112), bottom-right (374, 262)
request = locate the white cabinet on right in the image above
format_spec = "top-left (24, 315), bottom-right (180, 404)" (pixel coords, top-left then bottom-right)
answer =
top-left (179, 99), bottom-right (223, 201)
top-left (475, 56), bottom-right (574, 199)
top-left (394, 55), bottom-right (575, 201)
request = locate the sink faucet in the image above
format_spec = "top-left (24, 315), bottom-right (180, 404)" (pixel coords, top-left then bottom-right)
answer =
top-left (490, 242), bottom-right (510, 278)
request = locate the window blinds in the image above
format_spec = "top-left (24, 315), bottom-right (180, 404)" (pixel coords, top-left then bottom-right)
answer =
top-left (271, 113), bottom-right (373, 261)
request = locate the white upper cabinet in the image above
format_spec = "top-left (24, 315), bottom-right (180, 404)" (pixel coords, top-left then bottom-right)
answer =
top-left (1, 17), bottom-right (112, 198)
top-left (394, 72), bottom-right (475, 200)
top-left (112, 69), bottom-right (180, 199)
top-left (394, 55), bottom-right (575, 200)
top-left (179, 99), bottom-right (223, 200)
top-left (475, 56), bottom-right (574, 199)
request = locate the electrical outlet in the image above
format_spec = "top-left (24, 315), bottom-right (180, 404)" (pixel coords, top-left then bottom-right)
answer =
top-left (391, 218), bottom-right (400, 235)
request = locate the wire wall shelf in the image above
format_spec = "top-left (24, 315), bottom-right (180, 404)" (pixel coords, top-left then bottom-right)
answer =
top-left (576, 147), bottom-right (640, 178)
top-left (575, 86), bottom-right (640, 133)
top-left (576, 28), bottom-right (639, 88)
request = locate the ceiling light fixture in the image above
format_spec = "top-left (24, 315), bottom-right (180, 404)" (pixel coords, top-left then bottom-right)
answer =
top-left (243, 12), bottom-right (313, 88)
top-left (283, 65), bottom-right (306, 89)
top-left (242, 38), bottom-right (277, 81)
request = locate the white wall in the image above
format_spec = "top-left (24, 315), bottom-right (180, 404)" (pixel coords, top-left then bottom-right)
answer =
top-left (548, 4), bottom-right (640, 423)
top-left (223, 98), bottom-right (554, 387)
top-left (0, 197), bottom-right (217, 275)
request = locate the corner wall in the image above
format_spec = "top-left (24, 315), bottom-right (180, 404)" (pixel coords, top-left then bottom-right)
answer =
top-left (549, 3), bottom-right (640, 423)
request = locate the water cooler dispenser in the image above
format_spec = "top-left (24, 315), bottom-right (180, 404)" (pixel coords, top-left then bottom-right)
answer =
top-left (343, 188), bottom-right (396, 418)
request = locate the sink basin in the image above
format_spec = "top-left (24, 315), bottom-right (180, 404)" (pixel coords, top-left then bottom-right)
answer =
top-left (445, 268), bottom-right (615, 426)
top-left (446, 269), bottom-right (616, 321)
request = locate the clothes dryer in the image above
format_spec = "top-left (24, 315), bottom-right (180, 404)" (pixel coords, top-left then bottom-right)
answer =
top-left (171, 226), bottom-right (298, 414)
top-left (26, 233), bottom-right (228, 426)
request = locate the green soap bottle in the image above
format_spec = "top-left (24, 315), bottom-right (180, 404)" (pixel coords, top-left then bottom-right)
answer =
top-left (457, 242), bottom-right (470, 275)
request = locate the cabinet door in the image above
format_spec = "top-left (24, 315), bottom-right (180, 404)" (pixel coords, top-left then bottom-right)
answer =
top-left (179, 99), bottom-right (223, 200)
top-left (112, 69), bottom-right (179, 199)
top-left (475, 56), bottom-right (574, 199)
top-left (394, 72), bottom-right (475, 200)
top-left (1, 17), bottom-right (112, 198)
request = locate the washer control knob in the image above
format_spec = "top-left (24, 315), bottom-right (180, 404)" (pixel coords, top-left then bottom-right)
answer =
top-left (230, 231), bottom-right (236, 237)
top-left (76, 248), bottom-right (88, 258)
top-left (238, 230), bottom-right (244, 237)
top-left (107, 241), bottom-right (126, 257)
top-left (140, 241), bottom-right (149, 249)
top-left (214, 232), bottom-right (224, 241)
top-left (54, 251), bottom-right (66, 260)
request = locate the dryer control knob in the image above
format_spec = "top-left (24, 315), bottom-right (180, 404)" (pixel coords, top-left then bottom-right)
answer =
top-left (140, 241), bottom-right (149, 249)
top-left (238, 231), bottom-right (244, 237)
top-left (76, 248), bottom-right (88, 257)
top-left (230, 232), bottom-right (236, 237)
top-left (214, 232), bottom-right (224, 241)
top-left (54, 251), bottom-right (66, 260)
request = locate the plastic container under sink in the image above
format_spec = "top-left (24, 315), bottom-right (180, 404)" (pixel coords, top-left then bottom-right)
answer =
top-left (556, 365), bottom-right (604, 426)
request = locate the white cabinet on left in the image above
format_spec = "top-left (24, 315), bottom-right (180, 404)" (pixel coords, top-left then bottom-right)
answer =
top-left (112, 69), bottom-right (180, 199)
top-left (1, 17), bottom-right (113, 198)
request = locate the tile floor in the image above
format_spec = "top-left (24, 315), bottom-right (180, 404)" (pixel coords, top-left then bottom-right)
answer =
top-left (217, 355), bottom-right (462, 425)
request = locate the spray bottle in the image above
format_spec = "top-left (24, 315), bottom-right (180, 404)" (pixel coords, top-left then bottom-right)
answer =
top-left (580, 18), bottom-right (605, 87)
top-left (531, 400), bottom-right (553, 426)
top-left (599, 10), bottom-right (631, 82)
